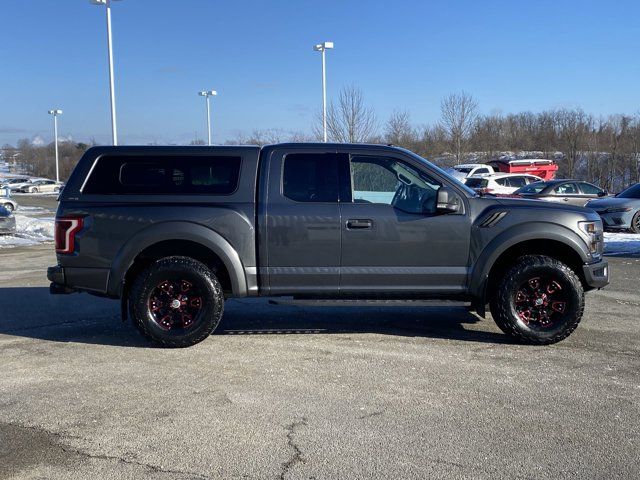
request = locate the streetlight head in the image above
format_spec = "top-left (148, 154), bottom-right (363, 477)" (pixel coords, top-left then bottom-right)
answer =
top-left (314, 41), bottom-right (334, 51)
top-left (48, 109), bottom-right (63, 115)
top-left (89, 0), bottom-right (107, 5)
top-left (208, 90), bottom-right (217, 96)
top-left (198, 91), bottom-right (207, 96)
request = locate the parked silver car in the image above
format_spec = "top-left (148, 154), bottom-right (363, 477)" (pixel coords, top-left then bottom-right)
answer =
top-left (514, 180), bottom-right (607, 207)
top-left (587, 183), bottom-right (640, 233)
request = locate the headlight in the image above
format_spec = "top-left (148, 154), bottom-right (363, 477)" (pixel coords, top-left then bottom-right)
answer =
top-left (605, 207), bottom-right (632, 213)
top-left (578, 220), bottom-right (603, 259)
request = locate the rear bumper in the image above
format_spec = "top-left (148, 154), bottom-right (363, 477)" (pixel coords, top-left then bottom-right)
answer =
top-left (47, 265), bottom-right (110, 295)
top-left (582, 259), bottom-right (609, 289)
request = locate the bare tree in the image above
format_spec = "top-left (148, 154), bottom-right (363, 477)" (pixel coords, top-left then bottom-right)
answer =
top-left (385, 110), bottom-right (415, 147)
top-left (439, 91), bottom-right (478, 161)
top-left (316, 86), bottom-right (377, 142)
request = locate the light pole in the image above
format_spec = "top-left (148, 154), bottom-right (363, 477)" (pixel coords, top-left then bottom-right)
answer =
top-left (313, 41), bottom-right (334, 143)
top-left (198, 90), bottom-right (217, 145)
top-left (90, 0), bottom-right (121, 145)
top-left (48, 109), bottom-right (63, 182)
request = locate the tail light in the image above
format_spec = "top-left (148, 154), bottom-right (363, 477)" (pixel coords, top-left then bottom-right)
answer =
top-left (55, 216), bottom-right (84, 254)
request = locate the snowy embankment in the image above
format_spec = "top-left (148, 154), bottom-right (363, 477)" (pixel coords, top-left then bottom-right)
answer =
top-left (0, 208), bottom-right (55, 248)
top-left (603, 232), bottom-right (640, 256)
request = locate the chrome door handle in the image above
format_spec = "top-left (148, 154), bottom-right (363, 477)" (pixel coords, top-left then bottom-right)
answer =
top-left (346, 219), bottom-right (373, 230)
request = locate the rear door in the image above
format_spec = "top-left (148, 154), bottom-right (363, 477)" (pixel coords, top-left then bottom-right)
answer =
top-left (261, 147), bottom-right (342, 295)
top-left (338, 149), bottom-right (471, 296)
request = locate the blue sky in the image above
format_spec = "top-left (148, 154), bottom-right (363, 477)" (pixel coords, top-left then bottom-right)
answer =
top-left (1, 0), bottom-right (639, 146)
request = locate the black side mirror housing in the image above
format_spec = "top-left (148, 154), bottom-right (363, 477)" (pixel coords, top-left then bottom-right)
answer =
top-left (436, 186), bottom-right (462, 214)
top-left (597, 190), bottom-right (607, 197)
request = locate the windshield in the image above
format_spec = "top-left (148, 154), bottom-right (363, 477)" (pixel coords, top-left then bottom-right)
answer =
top-left (516, 181), bottom-right (547, 194)
top-left (617, 183), bottom-right (640, 199)
top-left (403, 150), bottom-right (478, 196)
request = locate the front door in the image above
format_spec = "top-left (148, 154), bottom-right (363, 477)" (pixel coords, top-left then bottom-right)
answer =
top-left (339, 151), bottom-right (472, 296)
top-left (262, 148), bottom-right (342, 295)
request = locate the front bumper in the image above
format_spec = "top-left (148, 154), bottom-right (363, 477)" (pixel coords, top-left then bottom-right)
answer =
top-left (596, 211), bottom-right (634, 230)
top-left (582, 259), bottom-right (609, 289)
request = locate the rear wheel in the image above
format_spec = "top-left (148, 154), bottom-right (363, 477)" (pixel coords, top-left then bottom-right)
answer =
top-left (630, 211), bottom-right (640, 234)
top-left (490, 255), bottom-right (584, 344)
top-left (2, 203), bottom-right (14, 212)
top-left (129, 256), bottom-right (224, 347)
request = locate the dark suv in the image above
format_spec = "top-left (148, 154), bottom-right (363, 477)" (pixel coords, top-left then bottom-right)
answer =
top-left (48, 144), bottom-right (608, 347)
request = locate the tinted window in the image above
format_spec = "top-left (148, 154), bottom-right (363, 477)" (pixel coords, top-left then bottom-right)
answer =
top-left (83, 155), bottom-right (241, 195)
top-left (579, 182), bottom-right (602, 195)
top-left (282, 153), bottom-right (339, 202)
top-left (474, 168), bottom-right (490, 174)
top-left (507, 176), bottom-right (527, 188)
top-left (495, 178), bottom-right (509, 187)
top-left (350, 156), bottom-right (441, 214)
top-left (554, 183), bottom-right (578, 195)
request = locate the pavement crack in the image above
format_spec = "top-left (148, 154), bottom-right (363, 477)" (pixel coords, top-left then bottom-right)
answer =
top-left (358, 410), bottom-right (384, 420)
top-left (279, 417), bottom-right (308, 480)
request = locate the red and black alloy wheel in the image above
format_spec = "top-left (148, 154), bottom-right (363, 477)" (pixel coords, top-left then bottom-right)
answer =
top-left (514, 276), bottom-right (569, 330)
top-left (130, 256), bottom-right (224, 347)
top-left (148, 279), bottom-right (204, 331)
top-left (490, 255), bottom-right (584, 344)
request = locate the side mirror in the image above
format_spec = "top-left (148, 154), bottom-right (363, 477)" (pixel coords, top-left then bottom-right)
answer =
top-left (597, 190), bottom-right (607, 197)
top-left (436, 186), bottom-right (462, 214)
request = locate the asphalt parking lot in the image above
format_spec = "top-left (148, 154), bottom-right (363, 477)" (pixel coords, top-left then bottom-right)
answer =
top-left (0, 202), bottom-right (638, 479)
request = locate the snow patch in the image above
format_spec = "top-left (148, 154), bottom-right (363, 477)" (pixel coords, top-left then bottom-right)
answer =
top-left (0, 214), bottom-right (54, 248)
top-left (603, 232), bottom-right (640, 256)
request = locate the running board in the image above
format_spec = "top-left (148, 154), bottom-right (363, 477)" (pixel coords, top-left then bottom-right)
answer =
top-left (268, 298), bottom-right (471, 308)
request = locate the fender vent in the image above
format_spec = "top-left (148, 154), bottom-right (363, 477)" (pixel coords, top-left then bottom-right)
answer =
top-left (479, 211), bottom-right (507, 228)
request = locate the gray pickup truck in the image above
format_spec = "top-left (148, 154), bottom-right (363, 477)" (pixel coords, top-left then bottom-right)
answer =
top-left (48, 143), bottom-right (608, 347)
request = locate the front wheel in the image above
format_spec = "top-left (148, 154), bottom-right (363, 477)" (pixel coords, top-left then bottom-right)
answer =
top-left (2, 203), bottom-right (14, 212)
top-left (129, 256), bottom-right (224, 347)
top-left (31, 187), bottom-right (39, 193)
top-left (630, 211), bottom-right (640, 234)
top-left (490, 255), bottom-right (584, 344)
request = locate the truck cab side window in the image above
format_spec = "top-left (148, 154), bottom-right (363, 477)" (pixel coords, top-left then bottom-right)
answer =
top-left (350, 156), bottom-right (441, 214)
top-left (282, 153), bottom-right (339, 202)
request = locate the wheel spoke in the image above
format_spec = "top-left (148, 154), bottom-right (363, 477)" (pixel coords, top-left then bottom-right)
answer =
top-left (514, 274), bottom-right (569, 329)
top-left (148, 278), bottom-right (203, 331)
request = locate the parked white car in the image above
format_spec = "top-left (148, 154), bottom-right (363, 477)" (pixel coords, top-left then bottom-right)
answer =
top-left (18, 179), bottom-right (64, 193)
top-left (464, 173), bottom-right (543, 195)
top-left (1, 178), bottom-right (32, 191)
top-left (446, 163), bottom-right (495, 181)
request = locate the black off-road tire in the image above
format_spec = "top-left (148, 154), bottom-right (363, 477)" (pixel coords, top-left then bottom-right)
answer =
top-left (630, 211), bottom-right (640, 234)
top-left (129, 256), bottom-right (224, 347)
top-left (490, 255), bottom-right (584, 345)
